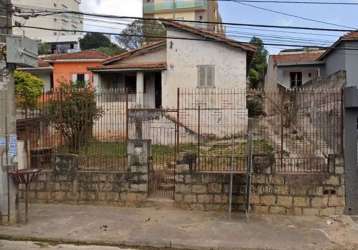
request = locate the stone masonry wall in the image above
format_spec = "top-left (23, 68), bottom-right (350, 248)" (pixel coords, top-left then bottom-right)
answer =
top-left (175, 157), bottom-right (345, 216)
top-left (19, 166), bottom-right (148, 205)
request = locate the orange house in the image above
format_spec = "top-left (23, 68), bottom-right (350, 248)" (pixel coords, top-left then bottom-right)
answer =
top-left (42, 50), bottom-right (109, 89)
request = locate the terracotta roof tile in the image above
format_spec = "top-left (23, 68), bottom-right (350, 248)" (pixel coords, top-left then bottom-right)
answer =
top-left (341, 31), bottom-right (358, 41)
top-left (89, 62), bottom-right (167, 71)
top-left (272, 51), bottom-right (324, 65)
top-left (38, 59), bottom-right (51, 67)
top-left (161, 20), bottom-right (257, 53)
top-left (43, 50), bottom-right (109, 61)
top-left (103, 41), bottom-right (165, 65)
top-left (318, 31), bottom-right (358, 60)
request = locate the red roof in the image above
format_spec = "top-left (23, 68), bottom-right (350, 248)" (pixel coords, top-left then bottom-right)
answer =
top-left (161, 20), bottom-right (257, 54)
top-left (272, 51), bottom-right (324, 65)
top-left (43, 50), bottom-right (109, 61)
top-left (103, 41), bottom-right (165, 65)
top-left (38, 59), bottom-right (51, 67)
top-left (89, 62), bottom-right (167, 72)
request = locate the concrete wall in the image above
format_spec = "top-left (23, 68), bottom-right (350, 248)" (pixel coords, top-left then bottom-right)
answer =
top-left (325, 43), bottom-right (346, 80)
top-left (12, 0), bottom-right (82, 43)
top-left (324, 41), bottom-right (358, 87)
top-left (163, 28), bottom-right (247, 108)
top-left (174, 157), bottom-right (345, 215)
top-left (113, 48), bottom-right (166, 65)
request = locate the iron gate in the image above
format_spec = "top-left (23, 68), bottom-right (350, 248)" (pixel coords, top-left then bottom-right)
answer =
top-left (128, 108), bottom-right (179, 199)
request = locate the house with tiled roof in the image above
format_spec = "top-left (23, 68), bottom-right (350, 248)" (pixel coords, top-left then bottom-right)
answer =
top-left (266, 31), bottom-right (358, 90)
top-left (18, 50), bottom-right (109, 92)
top-left (90, 20), bottom-right (256, 109)
top-left (265, 48), bottom-right (325, 90)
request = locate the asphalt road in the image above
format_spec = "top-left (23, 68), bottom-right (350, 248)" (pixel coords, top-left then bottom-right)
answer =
top-left (0, 240), bottom-right (138, 250)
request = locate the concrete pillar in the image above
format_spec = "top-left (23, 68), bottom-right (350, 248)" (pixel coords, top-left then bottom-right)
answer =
top-left (93, 73), bottom-right (100, 92)
top-left (136, 72), bottom-right (144, 108)
top-left (0, 73), bottom-right (18, 224)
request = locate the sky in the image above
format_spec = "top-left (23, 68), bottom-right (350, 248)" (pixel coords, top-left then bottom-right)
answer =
top-left (81, 0), bottom-right (358, 54)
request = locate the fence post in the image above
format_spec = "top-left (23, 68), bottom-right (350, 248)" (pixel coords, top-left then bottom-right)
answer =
top-left (280, 93), bottom-right (284, 173)
top-left (197, 105), bottom-right (201, 170)
top-left (245, 132), bottom-right (253, 216)
top-left (124, 89), bottom-right (129, 145)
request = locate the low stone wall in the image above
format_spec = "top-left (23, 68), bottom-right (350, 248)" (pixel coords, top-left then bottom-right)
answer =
top-left (174, 157), bottom-right (345, 216)
top-left (19, 166), bottom-right (148, 205)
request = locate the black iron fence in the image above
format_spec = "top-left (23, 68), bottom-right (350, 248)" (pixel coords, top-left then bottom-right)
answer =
top-left (17, 87), bottom-right (343, 174)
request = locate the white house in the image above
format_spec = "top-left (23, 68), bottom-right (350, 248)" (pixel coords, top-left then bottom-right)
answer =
top-left (89, 21), bottom-right (256, 139)
top-left (90, 21), bottom-right (255, 108)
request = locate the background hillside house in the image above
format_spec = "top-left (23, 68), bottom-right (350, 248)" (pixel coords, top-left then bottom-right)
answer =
top-left (265, 48), bottom-right (325, 90)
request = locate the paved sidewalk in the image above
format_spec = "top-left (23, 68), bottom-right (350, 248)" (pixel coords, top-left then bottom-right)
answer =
top-left (0, 203), bottom-right (357, 250)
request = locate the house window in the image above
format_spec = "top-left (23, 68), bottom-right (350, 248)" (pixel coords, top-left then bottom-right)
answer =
top-left (197, 65), bottom-right (215, 88)
top-left (72, 73), bottom-right (89, 87)
top-left (290, 72), bottom-right (302, 88)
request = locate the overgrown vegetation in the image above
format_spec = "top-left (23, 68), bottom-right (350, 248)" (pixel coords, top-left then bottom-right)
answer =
top-left (46, 83), bottom-right (103, 153)
top-left (14, 70), bottom-right (44, 112)
top-left (80, 33), bottom-right (126, 56)
top-left (248, 37), bottom-right (268, 89)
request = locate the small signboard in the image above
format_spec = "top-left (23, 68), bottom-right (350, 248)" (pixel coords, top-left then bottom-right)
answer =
top-left (0, 134), bottom-right (17, 159)
top-left (6, 36), bottom-right (38, 67)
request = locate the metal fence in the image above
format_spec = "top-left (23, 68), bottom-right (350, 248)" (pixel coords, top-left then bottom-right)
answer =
top-left (17, 87), bottom-right (343, 175)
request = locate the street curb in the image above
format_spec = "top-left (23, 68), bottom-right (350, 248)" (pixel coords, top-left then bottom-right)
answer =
top-left (0, 233), bottom-right (272, 250)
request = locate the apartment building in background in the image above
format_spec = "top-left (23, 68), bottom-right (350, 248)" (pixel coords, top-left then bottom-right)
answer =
top-left (12, 0), bottom-right (83, 53)
top-left (143, 0), bottom-right (225, 33)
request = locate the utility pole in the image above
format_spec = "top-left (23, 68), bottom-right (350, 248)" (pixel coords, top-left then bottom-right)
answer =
top-left (0, 0), bottom-right (17, 224)
top-left (173, 0), bottom-right (176, 19)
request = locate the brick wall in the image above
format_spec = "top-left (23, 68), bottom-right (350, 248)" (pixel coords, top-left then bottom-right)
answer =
top-left (174, 157), bottom-right (345, 216)
top-left (19, 165), bottom-right (148, 205)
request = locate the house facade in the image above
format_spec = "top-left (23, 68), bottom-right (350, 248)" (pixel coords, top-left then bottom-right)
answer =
top-left (19, 50), bottom-right (109, 92)
top-left (90, 21), bottom-right (255, 109)
top-left (265, 48), bottom-right (325, 91)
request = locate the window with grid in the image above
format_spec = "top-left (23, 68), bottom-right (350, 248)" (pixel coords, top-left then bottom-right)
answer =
top-left (197, 65), bottom-right (215, 88)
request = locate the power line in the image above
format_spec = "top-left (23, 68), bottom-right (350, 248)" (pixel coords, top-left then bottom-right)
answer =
top-left (237, 2), bottom-right (357, 29)
top-left (8, 25), bottom-right (358, 52)
top-left (215, 0), bottom-right (358, 5)
top-left (12, 7), bottom-right (355, 33)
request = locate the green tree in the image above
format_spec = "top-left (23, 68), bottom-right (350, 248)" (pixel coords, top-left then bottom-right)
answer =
top-left (116, 20), bottom-right (166, 50)
top-left (96, 43), bottom-right (126, 56)
top-left (38, 43), bottom-right (51, 55)
top-left (14, 70), bottom-right (44, 112)
top-left (80, 33), bottom-right (112, 50)
top-left (46, 83), bottom-right (103, 153)
top-left (248, 37), bottom-right (268, 89)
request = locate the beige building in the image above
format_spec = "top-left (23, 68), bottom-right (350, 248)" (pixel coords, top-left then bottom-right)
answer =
top-left (143, 0), bottom-right (224, 33)
top-left (11, 0), bottom-right (83, 53)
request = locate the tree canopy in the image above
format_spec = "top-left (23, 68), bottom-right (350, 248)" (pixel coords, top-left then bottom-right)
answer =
top-left (79, 33), bottom-right (125, 56)
top-left (80, 33), bottom-right (112, 50)
top-left (248, 37), bottom-right (268, 89)
top-left (116, 20), bottom-right (166, 50)
top-left (14, 70), bottom-right (44, 111)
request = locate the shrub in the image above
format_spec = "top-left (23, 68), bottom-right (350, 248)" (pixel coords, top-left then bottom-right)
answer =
top-left (46, 83), bottom-right (103, 153)
top-left (14, 70), bottom-right (44, 111)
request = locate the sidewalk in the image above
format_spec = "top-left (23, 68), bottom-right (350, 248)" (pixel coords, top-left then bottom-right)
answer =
top-left (0, 203), bottom-right (357, 250)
